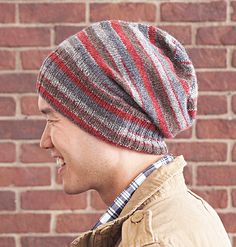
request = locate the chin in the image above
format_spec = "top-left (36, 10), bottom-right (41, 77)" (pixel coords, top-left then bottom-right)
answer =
top-left (63, 182), bottom-right (87, 195)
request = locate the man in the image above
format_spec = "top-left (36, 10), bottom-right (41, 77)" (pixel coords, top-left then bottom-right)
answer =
top-left (37, 20), bottom-right (231, 246)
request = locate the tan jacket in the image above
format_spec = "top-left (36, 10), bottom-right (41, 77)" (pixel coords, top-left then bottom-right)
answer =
top-left (70, 155), bottom-right (232, 247)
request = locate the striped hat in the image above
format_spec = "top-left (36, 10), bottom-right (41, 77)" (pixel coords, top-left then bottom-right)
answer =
top-left (36, 20), bottom-right (198, 155)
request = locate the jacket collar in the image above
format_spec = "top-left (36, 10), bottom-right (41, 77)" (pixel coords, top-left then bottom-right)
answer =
top-left (70, 155), bottom-right (187, 247)
top-left (120, 155), bottom-right (187, 217)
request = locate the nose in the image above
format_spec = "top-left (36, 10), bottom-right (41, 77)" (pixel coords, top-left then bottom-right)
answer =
top-left (40, 123), bottom-right (53, 149)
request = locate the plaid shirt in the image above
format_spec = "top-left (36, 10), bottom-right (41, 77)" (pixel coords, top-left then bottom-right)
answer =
top-left (92, 154), bottom-right (174, 230)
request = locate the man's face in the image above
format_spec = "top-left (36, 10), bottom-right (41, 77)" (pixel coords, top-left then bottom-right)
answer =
top-left (38, 95), bottom-right (116, 194)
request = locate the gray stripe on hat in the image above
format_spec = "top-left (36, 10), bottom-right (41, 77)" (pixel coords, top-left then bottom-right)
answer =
top-left (117, 22), bottom-right (173, 134)
top-left (65, 35), bottom-right (138, 107)
top-left (99, 21), bottom-right (163, 121)
top-left (91, 24), bottom-right (144, 109)
top-left (41, 58), bottom-right (163, 145)
top-left (130, 23), bottom-right (187, 130)
top-left (61, 37), bottom-right (151, 124)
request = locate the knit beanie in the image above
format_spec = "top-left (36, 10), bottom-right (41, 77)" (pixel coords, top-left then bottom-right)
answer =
top-left (36, 20), bottom-right (198, 155)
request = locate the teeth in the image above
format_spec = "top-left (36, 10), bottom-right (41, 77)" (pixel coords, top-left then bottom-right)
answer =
top-left (56, 157), bottom-right (65, 167)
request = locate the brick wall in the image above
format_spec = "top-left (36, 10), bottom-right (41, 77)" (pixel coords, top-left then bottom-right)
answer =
top-left (0, 0), bottom-right (235, 246)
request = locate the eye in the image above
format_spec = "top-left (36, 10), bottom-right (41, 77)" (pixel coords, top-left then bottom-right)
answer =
top-left (47, 119), bottom-right (55, 124)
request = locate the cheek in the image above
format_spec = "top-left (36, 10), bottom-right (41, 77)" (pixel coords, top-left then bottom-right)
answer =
top-left (51, 127), bottom-right (70, 150)
top-left (64, 160), bottom-right (90, 187)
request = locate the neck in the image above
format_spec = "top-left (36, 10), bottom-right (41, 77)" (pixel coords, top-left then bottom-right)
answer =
top-left (97, 154), bottom-right (164, 206)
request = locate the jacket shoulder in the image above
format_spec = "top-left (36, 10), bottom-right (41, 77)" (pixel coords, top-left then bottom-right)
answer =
top-left (117, 209), bottom-right (178, 247)
top-left (141, 189), bottom-right (232, 247)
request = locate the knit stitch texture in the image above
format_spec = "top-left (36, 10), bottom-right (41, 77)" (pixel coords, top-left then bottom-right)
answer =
top-left (36, 20), bottom-right (198, 155)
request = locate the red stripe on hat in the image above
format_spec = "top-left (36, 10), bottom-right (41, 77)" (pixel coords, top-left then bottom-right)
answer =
top-left (148, 26), bottom-right (190, 97)
top-left (77, 30), bottom-right (145, 110)
top-left (95, 37), bottom-right (122, 78)
top-left (44, 52), bottom-right (157, 132)
top-left (148, 26), bottom-right (189, 129)
top-left (148, 26), bottom-right (165, 56)
top-left (148, 26), bottom-right (157, 46)
top-left (145, 29), bottom-right (183, 130)
top-left (188, 109), bottom-right (197, 118)
top-left (36, 81), bottom-right (161, 145)
top-left (111, 21), bottom-right (172, 138)
top-left (180, 79), bottom-right (190, 95)
top-left (85, 28), bottom-right (123, 78)
top-left (78, 31), bottom-right (121, 84)
top-left (153, 51), bottom-right (189, 128)
top-left (37, 81), bottom-right (100, 135)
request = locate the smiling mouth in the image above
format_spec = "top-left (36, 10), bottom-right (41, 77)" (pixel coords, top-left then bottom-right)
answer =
top-left (56, 157), bottom-right (66, 175)
top-left (56, 157), bottom-right (66, 167)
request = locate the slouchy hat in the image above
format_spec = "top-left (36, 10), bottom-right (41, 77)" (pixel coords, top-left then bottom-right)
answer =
top-left (36, 20), bottom-right (198, 155)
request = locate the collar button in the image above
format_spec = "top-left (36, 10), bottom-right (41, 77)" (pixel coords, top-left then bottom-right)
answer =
top-left (130, 211), bottom-right (144, 223)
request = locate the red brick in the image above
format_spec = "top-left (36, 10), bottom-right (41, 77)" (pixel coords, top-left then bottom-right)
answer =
top-left (0, 4), bottom-right (15, 23)
top-left (233, 237), bottom-right (236, 247)
top-left (232, 95), bottom-right (236, 114)
top-left (197, 72), bottom-right (236, 91)
top-left (20, 50), bottom-right (51, 70)
top-left (21, 236), bottom-right (75, 247)
top-left (198, 95), bottom-right (227, 115)
top-left (0, 167), bottom-right (50, 186)
top-left (196, 119), bottom-right (236, 139)
top-left (197, 166), bottom-right (236, 186)
top-left (0, 120), bottom-right (45, 140)
top-left (0, 51), bottom-right (15, 69)
top-left (232, 50), bottom-right (236, 67)
top-left (231, 2), bottom-right (236, 21)
top-left (159, 25), bottom-right (191, 45)
top-left (0, 97), bottom-right (16, 116)
top-left (232, 144), bottom-right (236, 161)
top-left (187, 48), bottom-right (226, 68)
top-left (0, 237), bottom-right (15, 247)
top-left (0, 27), bottom-right (50, 47)
top-left (91, 191), bottom-right (107, 210)
top-left (192, 189), bottom-right (227, 209)
top-left (161, 2), bottom-right (226, 22)
top-left (232, 190), bottom-right (236, 207)
top-left (56, 213), bottom-right (102, 233)
top-left (0, 143), bottom-right (16, 162)
top-left (0, 191), bottom-right (15, 210)
top-left (175, 127), bottom-right (192, 139)
top-left (219, 213), bottom-right (236, 233)
top-left (20, 143), bottom-right (53, 163)
top-left (167, 142), bottom-right (227, 162)
top-left (21, 190), bottom-right (87, 210)
top-left (0, 214), bottom-right (50, 233)
top-left (0, 73), bottom-right (37, 93)
top-left (197, 26), bottom-right (236, 45)
top-left (21, 96), bottom-right (41, 116)
top-left (90, 3), bottom-right (156, 22)
top-left (55, 26), bottom-right (84, 45)
top-left (20, 3), bottom-right (85, 23)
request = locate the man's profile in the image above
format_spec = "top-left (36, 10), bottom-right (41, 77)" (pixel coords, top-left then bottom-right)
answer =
top-left (36, 20), bottom-right (231, 246)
